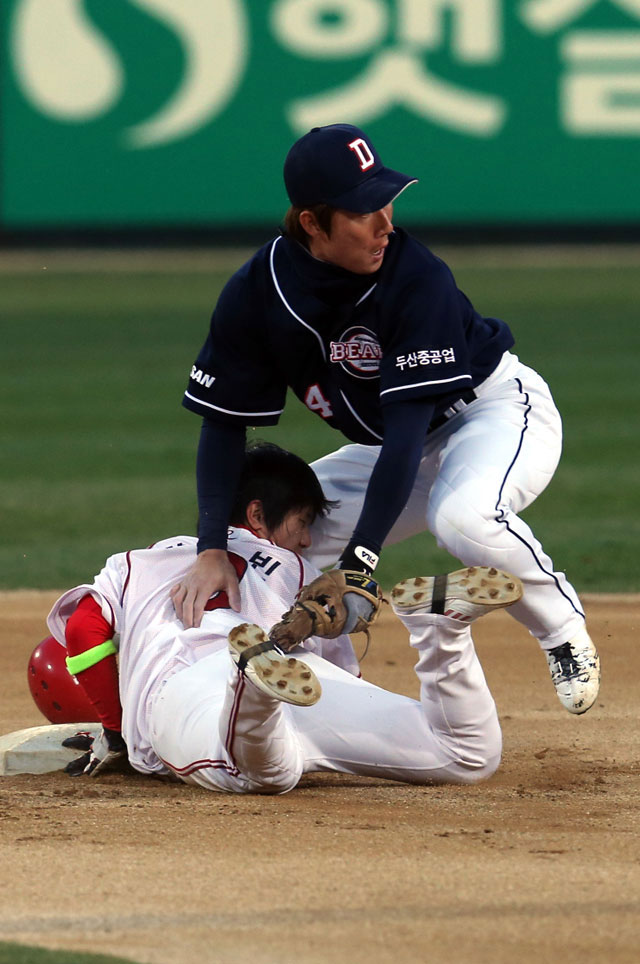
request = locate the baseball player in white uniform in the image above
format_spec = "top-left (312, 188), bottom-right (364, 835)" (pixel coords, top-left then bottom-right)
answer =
top-left (46, 443), bottom-right (522, 792)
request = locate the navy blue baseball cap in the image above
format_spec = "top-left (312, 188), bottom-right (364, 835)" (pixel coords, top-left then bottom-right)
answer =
top-left (284, 124), bottom-right (417, 213)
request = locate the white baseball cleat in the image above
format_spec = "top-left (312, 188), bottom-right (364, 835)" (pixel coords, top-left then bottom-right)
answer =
top-left (228, 623), bottom-right (321, 707)
top-left (545, 626), bottom-right (600, 715)
top-left (391, 566), bottom-right (523, 621)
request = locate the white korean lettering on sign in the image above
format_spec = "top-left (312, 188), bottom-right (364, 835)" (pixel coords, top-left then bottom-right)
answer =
top-left (274, 0), bottom-right (640, 140)
top-left (521, 0), bottom-right (640, 134)
top-left (521, 0), bottom-right (640, 33)
top-left (562, 32), bottom-right (640, 134)
top-left (272, 0), bottom-right (506, 137)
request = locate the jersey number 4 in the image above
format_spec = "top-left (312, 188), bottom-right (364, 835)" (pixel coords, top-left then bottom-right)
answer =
top-left (304, 383), bottom-right (333, 420)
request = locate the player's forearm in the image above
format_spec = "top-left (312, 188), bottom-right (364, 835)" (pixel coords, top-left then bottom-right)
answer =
top-left (340, 399), bottom-right (435, 572)
top-left (196, 418), bottom-right (246, 552)
top-left (65, 595), bottom-right (122, 731)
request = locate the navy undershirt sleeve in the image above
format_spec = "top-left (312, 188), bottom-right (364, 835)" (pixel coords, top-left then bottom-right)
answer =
top-left (195, 418), bottom-right (246, 553)
top-left (342, 398), bottom-right (435, 565)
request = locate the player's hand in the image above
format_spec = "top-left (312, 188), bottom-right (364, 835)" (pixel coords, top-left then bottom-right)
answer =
top-left (62, 728), bottom-right (127, 778)
top-left (171, 549), bottom-right (241, 628)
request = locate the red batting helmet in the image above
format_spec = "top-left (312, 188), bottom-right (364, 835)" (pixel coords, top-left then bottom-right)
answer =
top-left (27, 636), bottom-right (100, 724)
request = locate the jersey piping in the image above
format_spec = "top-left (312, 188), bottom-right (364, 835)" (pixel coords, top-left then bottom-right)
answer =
top-left (495, 377), bottom-right (585, 619)
top-left (160, 755), bottom-right (240, 778)
top-left (224, 673), bottom-right (246, 770)
top-left (356, 283), bottom-right (377, 306)
top-left (380, 373), bottom-right (472, 397)
top-left (340, 390), bottom-right (383, 441)
top-left (183, 390), bottom-right (284, 419)
top-left (270, 237), bottom-right (327, 361)
top-left (293, 551), bottom-right (305, 590)
top-left (121, 551), bottom-right (133, 606)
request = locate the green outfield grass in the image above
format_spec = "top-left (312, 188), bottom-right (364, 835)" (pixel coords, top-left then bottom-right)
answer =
top-left (0, 943), bottom-right (137, 964)
top-left (2, 249), bottom-right (638, 592)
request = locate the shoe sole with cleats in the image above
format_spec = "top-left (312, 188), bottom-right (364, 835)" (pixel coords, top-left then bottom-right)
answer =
top-left (391, 566), bottom-right (523, 621)
top-left (228, 623), bottom-right (321, 707)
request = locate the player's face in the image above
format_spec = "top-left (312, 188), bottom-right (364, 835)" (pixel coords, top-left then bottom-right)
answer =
top-left (308, 204), bottom-right (394, 274)
top-left (269, 507), bottom-right (314, 553)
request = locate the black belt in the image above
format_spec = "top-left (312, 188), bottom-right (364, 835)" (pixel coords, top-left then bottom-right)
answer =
top-left (428, 389), bottom-right (477, 434)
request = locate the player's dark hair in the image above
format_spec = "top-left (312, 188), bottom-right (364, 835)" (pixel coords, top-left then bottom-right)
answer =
top-left (282, 204), bottom-right (335, 249)
top-left (229, 441), bottom-right (336, 531)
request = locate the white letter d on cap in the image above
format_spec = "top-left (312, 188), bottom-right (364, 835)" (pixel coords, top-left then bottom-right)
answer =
top-left (348, 138), bottom-right (375, 171)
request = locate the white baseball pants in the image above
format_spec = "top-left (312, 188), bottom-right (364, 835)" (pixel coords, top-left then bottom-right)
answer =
top-left (308, 352), bottom-right (586, 651)
top-left (148, 608), bottom-right (501, 794)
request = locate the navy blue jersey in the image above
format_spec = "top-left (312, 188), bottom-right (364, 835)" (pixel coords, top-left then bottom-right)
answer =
top-left (183, 229), bottom-right (514, 445)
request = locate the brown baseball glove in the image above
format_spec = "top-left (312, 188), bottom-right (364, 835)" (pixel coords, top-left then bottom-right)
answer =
top-left (269, 569), bottom-right (383, 650)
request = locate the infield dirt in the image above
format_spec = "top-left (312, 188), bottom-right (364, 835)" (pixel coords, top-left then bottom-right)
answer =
top-left (1, 591), bottom-right (638, 964)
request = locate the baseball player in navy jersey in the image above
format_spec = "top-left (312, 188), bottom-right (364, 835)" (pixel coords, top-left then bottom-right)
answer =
top-left (173, 123), bottom-right (600, 718)
top-left (45, 443), bottom-right (523, 791)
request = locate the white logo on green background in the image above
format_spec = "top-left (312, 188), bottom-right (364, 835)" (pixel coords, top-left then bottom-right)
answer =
top-left (272, 0), bottom-right (506, 136)
top-left (10, 0), bottom-right (248, 148)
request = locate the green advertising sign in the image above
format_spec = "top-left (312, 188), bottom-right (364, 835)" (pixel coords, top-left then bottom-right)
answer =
top-left (2, 0), bottom-right (640, 228)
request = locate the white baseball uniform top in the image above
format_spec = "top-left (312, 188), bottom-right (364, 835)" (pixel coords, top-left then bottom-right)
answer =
top-left (47, 529), bottom-right (359, 775)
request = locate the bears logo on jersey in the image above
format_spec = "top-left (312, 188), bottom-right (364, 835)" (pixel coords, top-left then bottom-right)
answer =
top-left (329, 326), bottom-right (381, 380)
